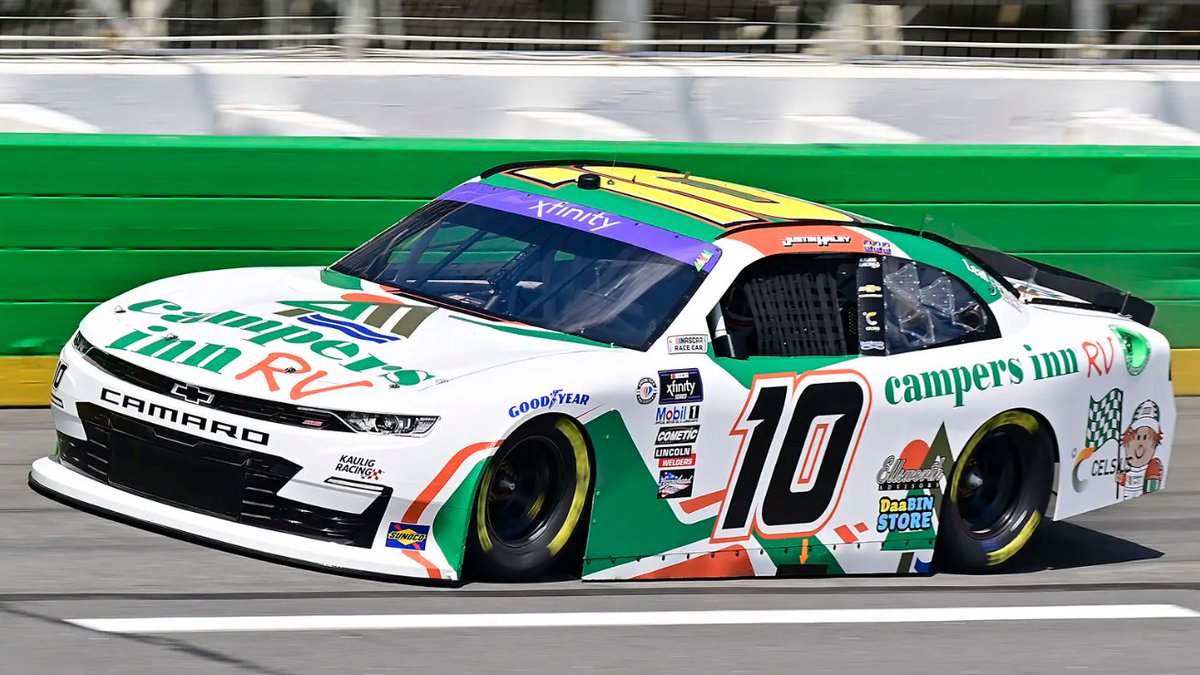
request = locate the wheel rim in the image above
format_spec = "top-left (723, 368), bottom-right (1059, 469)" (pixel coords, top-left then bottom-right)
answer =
top-left (485, 435), bottom-right (565, 547)
top-left (955, 430), bottom-right (1024, 536)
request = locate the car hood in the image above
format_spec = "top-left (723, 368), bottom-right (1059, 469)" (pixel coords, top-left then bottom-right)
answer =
top-left (80, 267), bottom-right (609, 410)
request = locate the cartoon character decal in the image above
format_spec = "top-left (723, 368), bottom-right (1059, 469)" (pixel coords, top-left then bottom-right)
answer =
top-left (1115, 399), bottom-right (1165, 498)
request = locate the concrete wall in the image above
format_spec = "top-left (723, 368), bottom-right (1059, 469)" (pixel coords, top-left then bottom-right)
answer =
top-left (5, 58), bottom-right (1200, 143)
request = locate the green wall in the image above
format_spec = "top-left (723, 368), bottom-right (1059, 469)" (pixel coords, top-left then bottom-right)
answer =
top-left (2, 134), bottom-right (1198, 354)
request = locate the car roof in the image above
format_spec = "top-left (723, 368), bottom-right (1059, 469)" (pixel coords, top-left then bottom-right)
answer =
top-left (477, 159), bottom-right (877, 244)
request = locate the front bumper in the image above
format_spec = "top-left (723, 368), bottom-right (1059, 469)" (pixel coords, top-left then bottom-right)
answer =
top-left (33, 339), bottom-right (484, 583)
top-left (30, 457), bottom-right (444, 581)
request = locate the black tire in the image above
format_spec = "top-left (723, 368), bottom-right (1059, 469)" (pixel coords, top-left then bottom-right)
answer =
top-left (936, 410), bottom-right (1053, 573)
top-left (466, 416), bottom-right (593, 582)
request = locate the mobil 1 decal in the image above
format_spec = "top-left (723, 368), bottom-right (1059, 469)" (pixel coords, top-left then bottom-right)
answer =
top-left (714, 371), bottom-right (869, 542)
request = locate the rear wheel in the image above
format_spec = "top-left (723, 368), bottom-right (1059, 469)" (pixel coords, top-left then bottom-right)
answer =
top-left (466, 416), bottom-right (592, 581)
top-left (936, 410), bottom-right (1053, 573)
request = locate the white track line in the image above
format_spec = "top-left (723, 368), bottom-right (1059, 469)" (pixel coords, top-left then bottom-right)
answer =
top-left (69, 604), bottom-right (1198, 634)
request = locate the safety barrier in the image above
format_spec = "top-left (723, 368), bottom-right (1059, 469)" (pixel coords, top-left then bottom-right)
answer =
top-left (1, 134), bottom-right (1197, 403)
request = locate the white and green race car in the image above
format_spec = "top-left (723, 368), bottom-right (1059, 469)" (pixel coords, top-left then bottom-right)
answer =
top-left (30, 160), bottom-right (1174, 582)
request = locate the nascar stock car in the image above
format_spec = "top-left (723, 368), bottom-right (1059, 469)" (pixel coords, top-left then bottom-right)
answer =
top-left (29, 160), bottom-right (1174, 583)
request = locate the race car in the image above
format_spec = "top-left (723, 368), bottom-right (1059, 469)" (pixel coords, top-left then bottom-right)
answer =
top-left (29, 159), bottom-right (1175, 583)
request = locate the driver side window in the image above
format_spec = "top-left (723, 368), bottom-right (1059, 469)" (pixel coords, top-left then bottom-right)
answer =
top-left (711, 254), bottom-right (859, 358)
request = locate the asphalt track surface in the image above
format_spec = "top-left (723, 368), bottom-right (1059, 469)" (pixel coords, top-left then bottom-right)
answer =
top-left (4, 402), bottom-right (1200, 675)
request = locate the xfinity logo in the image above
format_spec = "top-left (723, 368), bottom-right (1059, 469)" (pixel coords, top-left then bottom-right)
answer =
top-left (101, 388), bottom-right (270, 446)
top-left (529, 200), bottom-right (622, 230)
top-left (170, 382), bottom-right (215, 405)
top-left (655, 426), bottom-right (700, 445)
top-left (658, 369), bottom-right (703, 404)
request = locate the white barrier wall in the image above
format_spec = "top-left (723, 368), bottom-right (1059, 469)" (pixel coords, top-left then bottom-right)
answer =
top-left (4, 57), bottom-right (1200, 144)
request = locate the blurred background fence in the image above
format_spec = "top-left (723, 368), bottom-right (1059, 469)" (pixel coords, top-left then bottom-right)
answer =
top-left (2, 0), bottom-right (1200, 60)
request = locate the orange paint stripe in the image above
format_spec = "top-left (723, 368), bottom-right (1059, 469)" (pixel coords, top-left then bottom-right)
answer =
top-left (854, 521), bottom-right (869, 534)
top-left (634, 545), bottom-right (754, 580)
top-left (835, 524), bottom-right (857, 544)
top-left (401, 549), bottom-right (442, 580)
top-left (679, 489), bottom-right (726, 514)
top-left (340, 292), bottom-right (405, 304)
top-left (402, 441), bottom-right (499, 523)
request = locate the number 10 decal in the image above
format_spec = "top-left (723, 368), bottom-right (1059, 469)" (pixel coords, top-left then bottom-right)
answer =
top-left (714, 371), bottom-right (870, 542)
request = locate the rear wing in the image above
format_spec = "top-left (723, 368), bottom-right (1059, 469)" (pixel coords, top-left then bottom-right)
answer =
top-left (964, 245), bottom-right (1155, 327)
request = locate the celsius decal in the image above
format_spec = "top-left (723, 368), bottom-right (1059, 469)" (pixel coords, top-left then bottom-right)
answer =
top-left (658, 369), bottom-right (703, 404)
top-left (636, 378), bottom-right (657, 405)
top-left (877, 455), bottom-right (945, 491)
top-left (1116, 400), bottom-right (1165, 499)
top-left (1073, 388), bottom-right (1123, 492)
top-left (655, 426), bottom-right (700, 445)
top-left (862, 311), bottom-right (880, 329)
top-left (656, 404), bottom-right (700, 425)
top-left (781, 234), bottom-right (851, 248)
top-left (99, 388), bottom-right (270, 445)
top-left (877, 496), bottom-right (935, 533)
top-left (667, 334), bottom-right (708, 354)
top-left (657, 470), bottom-right (695, 499)
top-left (508, 390), bottom-right (591, 418)
top-left (334, 454), bottom-right (383, 480)
top-left (385, 522), bottom-right (430, 550)
top-left (1110, 324), bottom-right (1150, 376)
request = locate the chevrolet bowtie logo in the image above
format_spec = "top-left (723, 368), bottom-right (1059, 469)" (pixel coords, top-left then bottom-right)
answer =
top-left (170, 383), bottom-right (215, 405)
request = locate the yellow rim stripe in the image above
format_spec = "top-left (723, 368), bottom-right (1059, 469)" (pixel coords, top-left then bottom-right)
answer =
top-left (475, 461), bottom-right (496, 553)
top-left (950, 410), bottom-right (1039, 505)
top-left (548, 418), bottom-right (591, 556)
top-left (986, 510), bottom-right (1041, 566)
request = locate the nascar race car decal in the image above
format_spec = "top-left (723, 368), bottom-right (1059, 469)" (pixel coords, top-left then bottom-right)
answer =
top-left (30, 160), bottom-right (1175, 583)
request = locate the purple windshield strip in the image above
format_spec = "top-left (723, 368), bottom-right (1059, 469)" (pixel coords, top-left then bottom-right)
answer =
top-left (440, 182), bottom-right (720, 273)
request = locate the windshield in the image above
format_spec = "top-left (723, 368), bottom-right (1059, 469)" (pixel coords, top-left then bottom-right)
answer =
top-left (332, 183), bottom-right (717, 350)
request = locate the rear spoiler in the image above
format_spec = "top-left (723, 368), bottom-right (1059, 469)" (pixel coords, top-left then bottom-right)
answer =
top-left (964, 246), bottom-right (1155, 327)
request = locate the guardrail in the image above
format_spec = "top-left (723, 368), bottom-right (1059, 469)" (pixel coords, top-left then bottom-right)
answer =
top-left (1, 134), bottom-right (1198, 403)
top-left (1, 0), bottom-right (1198, 61)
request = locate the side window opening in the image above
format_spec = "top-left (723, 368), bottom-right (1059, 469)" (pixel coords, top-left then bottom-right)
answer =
top-left (712, 255), bottom-right (859, 358)
top-left (883, 257), bottom-right (997, 354)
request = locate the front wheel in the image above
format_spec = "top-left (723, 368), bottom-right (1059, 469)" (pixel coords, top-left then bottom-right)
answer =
top-left (936, 410), bottom-right (1053, 573)
top-left (466, 416), bottom-right (593, 581)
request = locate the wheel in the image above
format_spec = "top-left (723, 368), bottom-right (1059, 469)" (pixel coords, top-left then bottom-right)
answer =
top-left (936, 410), bottom-right (1053, 573)
top-left (466, 416), bottom-right (593, 581)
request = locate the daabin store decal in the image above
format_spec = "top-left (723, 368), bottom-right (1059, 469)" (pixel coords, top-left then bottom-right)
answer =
top-left (713, 371), bottom-right (869, 543)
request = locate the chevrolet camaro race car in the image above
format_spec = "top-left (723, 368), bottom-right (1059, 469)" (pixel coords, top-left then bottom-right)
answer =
top-left (30, 160), bottom-right (1175, 583)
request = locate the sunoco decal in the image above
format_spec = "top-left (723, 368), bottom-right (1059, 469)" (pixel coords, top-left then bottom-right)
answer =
top-left (385, 522), bottom-right (430, 550)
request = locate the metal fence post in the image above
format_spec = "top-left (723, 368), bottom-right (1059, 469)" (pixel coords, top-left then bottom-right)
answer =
top-left (1073, 0), bottom-right (1107, 58)
top-left (338, 0), bottom-right (372, 57)
top-left (595, 0), bottom-right (649, 51)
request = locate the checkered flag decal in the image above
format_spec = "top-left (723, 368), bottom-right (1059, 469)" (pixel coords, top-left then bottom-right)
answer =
top-left (1086, 388), bottom-right (1123, 449)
